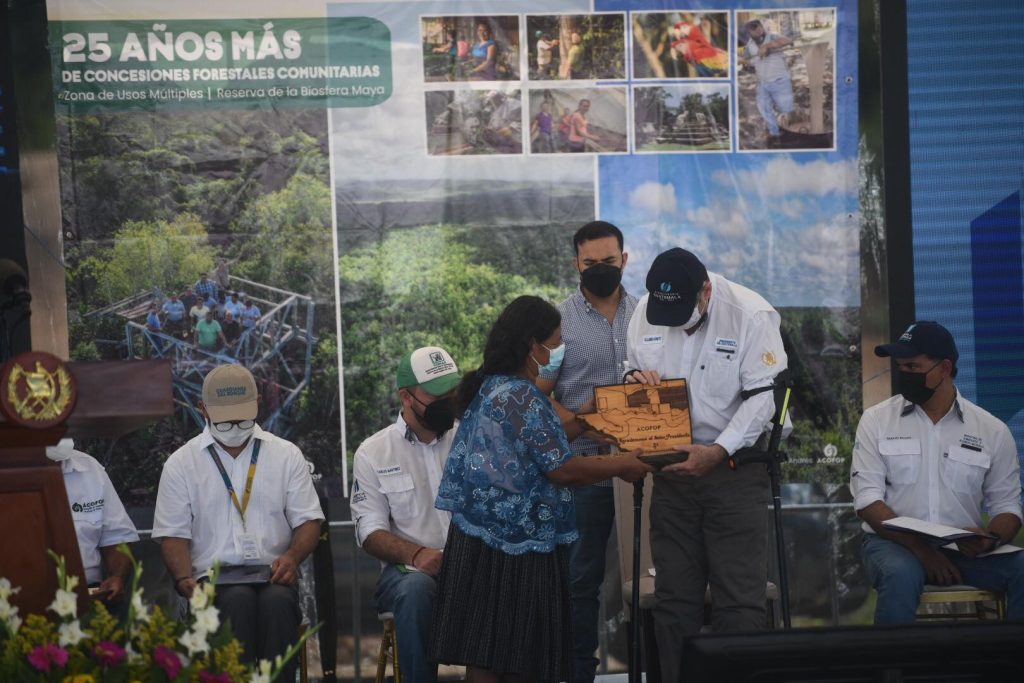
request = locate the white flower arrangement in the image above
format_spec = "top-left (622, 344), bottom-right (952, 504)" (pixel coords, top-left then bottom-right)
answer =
top-left (0, 546), bottom-right (318, 682)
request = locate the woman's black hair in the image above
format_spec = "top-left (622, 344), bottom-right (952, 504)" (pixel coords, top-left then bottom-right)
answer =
top-left (456, 295), bottom-right (560, 412)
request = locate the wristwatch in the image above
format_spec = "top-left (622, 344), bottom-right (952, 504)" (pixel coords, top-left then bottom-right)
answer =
top-left (988, 535), bottom-right (1003, 552)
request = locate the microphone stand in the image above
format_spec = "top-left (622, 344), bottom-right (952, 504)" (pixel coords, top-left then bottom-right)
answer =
top-left (630, 478), bottom-right (643, 683)
top-left (727, 378), bottom-right (793, 628)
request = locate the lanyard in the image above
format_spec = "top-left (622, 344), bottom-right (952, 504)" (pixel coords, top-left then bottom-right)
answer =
top-left (207, 438), bottom-right (261, 529)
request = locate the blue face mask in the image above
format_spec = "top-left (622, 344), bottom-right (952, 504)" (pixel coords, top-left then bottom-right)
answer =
top-left (535, 342), bottom-right (566, 374)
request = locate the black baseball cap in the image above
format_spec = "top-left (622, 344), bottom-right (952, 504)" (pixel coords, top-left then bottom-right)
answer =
top-left (645, 248), bottom-right (709, 327)
top-left (875, 321), bottom-right (959, 363)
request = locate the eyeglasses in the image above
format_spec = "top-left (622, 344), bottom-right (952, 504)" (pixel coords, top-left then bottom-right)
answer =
top-left (212, 419), bottom-right (255, 432)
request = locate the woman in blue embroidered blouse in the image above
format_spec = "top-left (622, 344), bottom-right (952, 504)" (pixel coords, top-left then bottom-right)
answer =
top-left (431, 295), bottom-right (651, 683)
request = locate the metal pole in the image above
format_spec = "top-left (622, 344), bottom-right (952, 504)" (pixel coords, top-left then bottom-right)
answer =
top-left (768, 459), bottom-right (792, 629)
top-left (630, 480), bottom-right (643, 683)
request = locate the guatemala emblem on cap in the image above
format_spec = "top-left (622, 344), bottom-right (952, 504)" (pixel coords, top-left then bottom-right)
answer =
top-left (430, 351), bottom-right (445, 367)
top-left (0, 351), bottom-right (78, 428)
top-left (653, 281), bottom-right (681, 303)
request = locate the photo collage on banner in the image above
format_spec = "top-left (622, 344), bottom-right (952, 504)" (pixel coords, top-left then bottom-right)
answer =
top-left (406, 6), bottom-right (838, 157)
top-left (418, 12), bottom-right (629, 156)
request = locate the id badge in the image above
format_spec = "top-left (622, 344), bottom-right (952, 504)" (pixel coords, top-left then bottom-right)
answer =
top-left (237, 532), bottom-right (260, 561)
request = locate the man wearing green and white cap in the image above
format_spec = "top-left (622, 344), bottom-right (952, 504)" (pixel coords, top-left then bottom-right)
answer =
top-left (350, 346), bottom-right (461, 683)
top-left (154, 364), bottom-right (323, 680)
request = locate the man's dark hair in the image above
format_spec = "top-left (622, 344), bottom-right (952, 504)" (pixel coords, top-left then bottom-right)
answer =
top-left (745, 19), bottom-right (763, 32)
top-left (573, 220), bottom-right (624, 254)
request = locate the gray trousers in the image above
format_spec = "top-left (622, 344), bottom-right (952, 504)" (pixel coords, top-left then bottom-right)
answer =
top-left (216, 584), bottom-right (301, 681)
top-left (649, 460), bottom-right (770, 682)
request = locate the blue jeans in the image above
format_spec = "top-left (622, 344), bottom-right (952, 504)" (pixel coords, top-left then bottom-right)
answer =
top-left (375, 564), bottom-right (438, 683)
top-left (569, 485), bottom-right (616, 683)
top-left (862, 533), bottom-right (1024, 624)
top-left (756, 76), bottom-right (794, 134)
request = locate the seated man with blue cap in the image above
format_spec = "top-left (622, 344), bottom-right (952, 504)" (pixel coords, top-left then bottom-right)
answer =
top-left (851, 321), bottom-right (1024, 623)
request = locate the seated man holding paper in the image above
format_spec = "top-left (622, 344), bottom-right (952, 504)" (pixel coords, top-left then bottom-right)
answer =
top-left (46, 438), bottom-right (139, 611)
top-left (350, 346), bottom-right (462, 683)
top-left (851, 321), bottom-right (1024, 623)
top-left (153, 364), bottom-right (324, 679)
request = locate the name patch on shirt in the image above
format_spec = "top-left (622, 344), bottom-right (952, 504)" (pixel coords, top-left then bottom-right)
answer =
top-left (376, 465), bottom-right (403, 476)
top-left (642, 335), bottom-right (664, 345)
top-left (715, 337), bottom-right (738, 353)
top-left (960, 434), bottom-right (984, 452)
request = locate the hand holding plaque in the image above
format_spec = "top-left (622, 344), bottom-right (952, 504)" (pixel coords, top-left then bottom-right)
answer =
top-left (576, 379), bottom-right (692, 467)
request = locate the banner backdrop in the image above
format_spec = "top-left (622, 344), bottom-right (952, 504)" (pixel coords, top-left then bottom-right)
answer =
top-left (48, 0), bottom-right (860, 624)
top-left (332, 0), bottom-right (860, 494)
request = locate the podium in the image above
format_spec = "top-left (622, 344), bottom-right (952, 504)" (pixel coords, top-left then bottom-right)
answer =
top-left (0, 352), bottom-right (172, 617)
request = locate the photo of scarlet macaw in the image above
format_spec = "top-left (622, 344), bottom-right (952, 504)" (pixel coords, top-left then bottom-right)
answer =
top-left (671, 19), bottom-right (728, 77)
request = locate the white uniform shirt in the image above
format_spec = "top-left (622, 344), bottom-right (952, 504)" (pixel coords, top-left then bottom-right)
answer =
top-left (350, 413), bottom-right (454, 555)
top-left (57, 450), bottom-right (140, 584)
top-left (850, 393), bottom-right (1022, 533)
top-left (626, 272), bottom-right (787, 454)
top-left (153, 425), bottom-right (324, 577)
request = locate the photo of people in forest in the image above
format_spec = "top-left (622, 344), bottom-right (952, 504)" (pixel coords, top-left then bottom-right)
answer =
top-left (421, 15), bottom-right (520, 82)
top-left (526, 13), bottom-right (626, 80)
top-left (633, 11), bottom-right (730, 79)
top-left (58, 108), bottom-right (342, 504)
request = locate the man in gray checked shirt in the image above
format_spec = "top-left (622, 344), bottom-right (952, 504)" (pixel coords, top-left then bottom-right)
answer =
top-left (537, 220), bottom-right (638, 683)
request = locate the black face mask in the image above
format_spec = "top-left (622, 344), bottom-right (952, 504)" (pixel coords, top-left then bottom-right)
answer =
top-left (580, 263), bottom-right (622, 298)
top-left (897, 362), bottom-right (941, 406)
top-left (413, 394), bottom-right (456, 434)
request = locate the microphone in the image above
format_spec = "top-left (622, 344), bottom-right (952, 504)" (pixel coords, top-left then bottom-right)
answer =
top-left (0, 259), bottom-right (32, 308)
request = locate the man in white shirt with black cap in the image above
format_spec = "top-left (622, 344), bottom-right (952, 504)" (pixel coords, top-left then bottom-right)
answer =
top-left (154, 364), bottom-right (324, 679)
top-left (350, 346), bottom-right (461, 683)
top-left (851, 320), bottom-right (1023, 623)
top-left (625, 247), bottom-right (787, 681)
top-left (46, 438), bottom-right (139, 609)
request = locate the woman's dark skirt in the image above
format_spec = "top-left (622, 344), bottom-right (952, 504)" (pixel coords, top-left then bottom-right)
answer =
top-left (430, 523), bottom-right (574, 682)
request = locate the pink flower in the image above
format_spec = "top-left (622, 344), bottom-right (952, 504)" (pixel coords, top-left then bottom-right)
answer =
top-left (198, 672), bottom-right (232, 683)
top-left (153, 645), bottom-right (183, 679)
top-left (27, 643), bottom-right (69, 672)
top-left (94, 640), bottom-right (126, 667)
